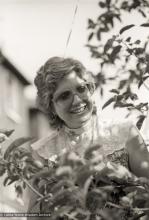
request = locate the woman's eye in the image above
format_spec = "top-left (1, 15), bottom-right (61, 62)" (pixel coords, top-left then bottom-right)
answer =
top-left (58, 91), bottom-right (71, 101)
top-left (77, 85), bottom-right (87, 93)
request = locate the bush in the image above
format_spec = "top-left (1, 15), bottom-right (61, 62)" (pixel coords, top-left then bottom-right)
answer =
top-left (1, 131), bottom-right (149, 219)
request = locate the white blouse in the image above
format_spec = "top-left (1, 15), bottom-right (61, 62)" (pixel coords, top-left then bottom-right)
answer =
top-left (31, 115), bottom-right (137, 168)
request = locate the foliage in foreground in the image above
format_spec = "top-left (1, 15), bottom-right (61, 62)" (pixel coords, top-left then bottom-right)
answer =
top-left (1, 130), bottom-right (149, 219)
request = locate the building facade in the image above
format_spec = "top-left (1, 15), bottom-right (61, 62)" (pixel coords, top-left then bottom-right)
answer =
top-left (0, 53), bottom-right (31, 217)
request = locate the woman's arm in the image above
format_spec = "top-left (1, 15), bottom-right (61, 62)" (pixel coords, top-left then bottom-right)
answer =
top-left (126, 124), bottom-right (149, 178)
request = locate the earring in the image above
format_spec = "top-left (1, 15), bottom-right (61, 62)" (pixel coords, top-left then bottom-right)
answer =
top-left (92, 101), bottom-right (97, 115)
top-left (51, 112), bottom-right (57, 120)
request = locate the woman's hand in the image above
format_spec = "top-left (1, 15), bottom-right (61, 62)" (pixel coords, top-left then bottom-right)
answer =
top-left (126, 125), bottom-right (149, 178)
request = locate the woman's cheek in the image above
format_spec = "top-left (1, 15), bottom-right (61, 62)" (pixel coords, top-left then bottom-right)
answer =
top-left (85, 98), bottom-right (93, 111)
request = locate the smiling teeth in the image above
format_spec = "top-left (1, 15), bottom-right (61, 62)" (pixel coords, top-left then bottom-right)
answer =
top-left (70, 104), bottom-right (86, 113)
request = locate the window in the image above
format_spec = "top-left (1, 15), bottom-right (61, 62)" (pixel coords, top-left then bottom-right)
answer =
top-left (4, 72), bottom-right (22, 123)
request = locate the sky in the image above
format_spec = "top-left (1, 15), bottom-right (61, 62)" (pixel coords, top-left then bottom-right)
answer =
top-left (0, 0), bottom-right (149, 82)
top-left (0, 0), bottom-right (100, 82)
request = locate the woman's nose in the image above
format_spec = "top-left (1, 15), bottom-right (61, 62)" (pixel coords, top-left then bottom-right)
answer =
top-left (72, 94), bottom-right (82, 104)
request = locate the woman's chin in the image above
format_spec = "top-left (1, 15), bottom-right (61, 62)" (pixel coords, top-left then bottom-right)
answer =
top-left (62, 104), bottom-right (93, 128)
top-left (69, 110), bottom-right (92, 125)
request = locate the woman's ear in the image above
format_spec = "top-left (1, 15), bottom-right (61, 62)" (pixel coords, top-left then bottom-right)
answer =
top-left (87, 82), bottom-right (96, 95)
top-left (50, 101), bottom-right (64, 129)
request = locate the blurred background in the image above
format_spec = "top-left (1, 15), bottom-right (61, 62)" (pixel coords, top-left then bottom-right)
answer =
top-left (0, 0), bottom-right (149, 218)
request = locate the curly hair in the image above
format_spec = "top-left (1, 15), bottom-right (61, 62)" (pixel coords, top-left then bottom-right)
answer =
top-left (34, 57), bottom-right (95, 129)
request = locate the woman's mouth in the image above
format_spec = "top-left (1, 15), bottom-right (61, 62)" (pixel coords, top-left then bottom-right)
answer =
top-left (70, 104), bottom-right (87, 114)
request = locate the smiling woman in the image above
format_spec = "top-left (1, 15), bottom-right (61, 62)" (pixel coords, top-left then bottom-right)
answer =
top-left (52, 71), bottom-right (94, 128)
top-left (27, 56), bottom-right (149, 218)
top-left (34, 57), bottom-right (95, 129)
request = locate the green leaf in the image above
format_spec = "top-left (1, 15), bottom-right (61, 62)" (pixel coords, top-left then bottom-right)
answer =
top-left (19, 151), bottom-right (32, 159)
top-left (56, 166), bottom-right (73, 177)
top-left (138, 9), bottom-right (147, 18)
top-left (84, 144), bottom-right (101, 160)
top-left (33, 168), bottom-right (54, 181)
top-left (114, 14), bottom-right (122, 22)
top-left (100, 87), bottom-right (103, 96)
top-left (140, 23), bottom-right (149, 27)
top-left (114, 102), bottom-right (134, 108)
top-left (97, 29), bottom-right (101, 40)
top-left (135, 47), bottom-right (144, 55)
top-left (108, 18), bottom-right (114, 27)
top-left (120, 195), bottom-right (132, 207)
top-left (130, 93), bottom-right (138, 101)
top-left (7, 176), bottom-right (20, 185)
top-left (88, 19), bottom-right (96, 29)
top-left (145, 63), bottom-right (149, 73)
top-left (86, 189), bottom-right (107, 211)
top-left (109, 89), bottom-right (120, 94)
top-left (0, 129), bottom-right (14, 137)
top-left (126, 37), bottom-right (131, 42)
top-left (143, 76), bottom-right (149, 82)
top-left (138, 79), bottom-right (143, 89)
top-left (76, 166), bottom-right (95, 187)
top-left (104, 38), bottom-right (115, 53)
top-left (23, 164), bottom-right (40, 179)
top-left (124, 185), bottom-right (146, 194)
top-left (102, 97), bottom-right (115, 109)
top-left (66, 152), bottom-right (84, 167)
top-left (15, 185), bottom-right (23, 197)
top-left (98, 1), bottom-right (106, 8)
top-left (4, 137), bottom-right (32, 160)
top-left (25, 158), bottom-right (44, 169)
top-left (48, 188), bottom-right (78, 209)
top-left (88, 32), bottom-right (94, 41)
top-left (118, 80), bottom-right (127, 90)
top-left (23, 182), bottom-right (26, 189)
top-left (3, 176), bottom-right (11, 186)
top-left (134, 40), bottom-right (141, 44)
top-left (50, 179), bottom-right (74, 194)
top-left (110, 45), bottom-right (122, 62)
top-left (0, 165), bottom-right (6, 177)
top-left (136, 115), bottom-right (146, 130)
top-left (106, 0), bottom-right (111, 5)
top-left (119, 24), bottom-right (135, 34)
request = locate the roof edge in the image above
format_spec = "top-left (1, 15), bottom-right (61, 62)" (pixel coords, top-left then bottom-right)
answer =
top-left (1, 53), bottom-right (31, 86)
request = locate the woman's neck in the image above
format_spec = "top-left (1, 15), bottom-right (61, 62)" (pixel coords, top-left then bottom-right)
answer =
top-left (64, 116), bottom-right (93, 135)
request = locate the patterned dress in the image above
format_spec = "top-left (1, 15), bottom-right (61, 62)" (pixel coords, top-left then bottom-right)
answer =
top-left (31, 115), bottom-right (133, 169)
top-left (28, 115), bottom-right (145, 220)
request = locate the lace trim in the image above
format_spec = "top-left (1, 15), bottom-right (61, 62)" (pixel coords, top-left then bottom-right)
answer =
top-left (106, 148), bottom-right (129, 169)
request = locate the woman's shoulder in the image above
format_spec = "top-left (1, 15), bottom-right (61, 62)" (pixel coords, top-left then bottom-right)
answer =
top-left (96, 117), bottom-right (135, 168)
top-left (31, 130), bottom-right (59, 160)
top-left (95, 116), bottom-right (134, 154)
top-left (99, 117), bottom-right (133, 137)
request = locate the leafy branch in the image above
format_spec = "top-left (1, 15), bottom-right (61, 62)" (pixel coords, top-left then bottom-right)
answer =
top-left (87, 0), bottom-right (149, 129)
top-left (1, 130), bottom-right (149, 219)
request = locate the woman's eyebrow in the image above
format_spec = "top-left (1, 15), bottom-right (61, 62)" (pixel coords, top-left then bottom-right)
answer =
top-left (54, 82), bottom-right (86, 96)
top-left (54, 89), bottom-right (70, 97)
top-left (76, 82), bottom-right (87, 87)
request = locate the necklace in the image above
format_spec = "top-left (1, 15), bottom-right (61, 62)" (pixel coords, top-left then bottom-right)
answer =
top-left (64, 116), bottom-right (96, 155)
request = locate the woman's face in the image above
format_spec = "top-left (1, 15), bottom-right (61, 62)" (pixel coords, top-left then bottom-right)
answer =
top-left (53, 71), bottom-right (94, 128)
